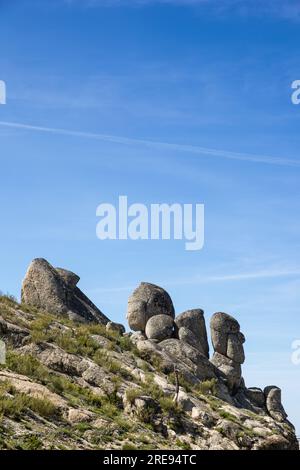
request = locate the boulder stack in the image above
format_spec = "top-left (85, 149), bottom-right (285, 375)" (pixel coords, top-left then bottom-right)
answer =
top-left (127, 282), bottom-right (175, 332)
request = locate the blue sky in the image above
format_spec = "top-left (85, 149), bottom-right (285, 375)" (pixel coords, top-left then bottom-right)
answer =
top-left (0, 0), bottom-right (300, 433)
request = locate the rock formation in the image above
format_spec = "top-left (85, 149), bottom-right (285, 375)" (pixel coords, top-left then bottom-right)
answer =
top-left (264, 386), bottom-right (288, 422)
top-left (127, 282), bottom-right (175, 331)
top-left (175, 309), bottom-right (209, 357)
top-left (0, 259), bottom-right (296, 450)
top-left (126, 281), bottom-right (291, 429)
top-left (21, 258), bottom-right (109, 324)
top-left (210, 312), bottom-right (245, 393)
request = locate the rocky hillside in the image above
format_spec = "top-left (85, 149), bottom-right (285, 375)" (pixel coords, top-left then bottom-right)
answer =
top-left (0, 258), bottom-right (298, 450)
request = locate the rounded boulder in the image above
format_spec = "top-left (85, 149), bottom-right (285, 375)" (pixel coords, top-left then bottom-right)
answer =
top-left (145, 314), bottom-right (174, 341)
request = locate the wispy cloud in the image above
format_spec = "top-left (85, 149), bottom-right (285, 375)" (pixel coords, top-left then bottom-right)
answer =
top-left (1, 120), bottom-right (300, 168)
top-left (88, 267), bottom-right (300, 295)
top-left (166, 267), bottom-right (300, 286)
top-left (63, 0), bottom-right (300, 20)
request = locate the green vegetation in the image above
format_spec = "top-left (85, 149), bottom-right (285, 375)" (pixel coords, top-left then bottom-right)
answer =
top-left (195, 378), bottom-right (218, 396)
top-left (219, 410), bottom-right (239, 423)
top-left (0, 381), bottom-right (58, 420)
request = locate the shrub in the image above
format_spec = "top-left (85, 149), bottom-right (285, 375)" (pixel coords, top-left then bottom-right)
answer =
top-left (126, 387), bottom-right (143, 404)
top-left (159, 396), bottom-right (180, 414)
top-left (122, 443), bottom-right (138, 450)
top-left (6, 351), bottom-right (49, 383)
top-left (16, 434), bottom-right (44, 450)
top-left (195, 378), bottom-right (217, 396)
top-left (0, 293), bottom-right (18, 308)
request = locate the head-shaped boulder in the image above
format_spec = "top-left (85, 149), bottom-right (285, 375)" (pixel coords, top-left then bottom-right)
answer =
top-left (127, 282), bottom-right (175, 332)
top-left (210, 312), bottom-right (245, 364)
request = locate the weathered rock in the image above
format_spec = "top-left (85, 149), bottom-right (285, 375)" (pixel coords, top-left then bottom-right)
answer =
top-left (21, 258), bottom-right (109, 324)
top-left (130, 331), bottom-right (147, 345)
top-left (191, 407), bottom-right (217, 427)
top-left (245, 387), bottom-right (265, 408)
top-left (254, 434), bottom-right (296, 450)
top-left (210, 312), bottom-right (242, 356)
top-left (91, 334), bottom-right (112, 349)
top-left (145, 314), bottom-right (174, 341)
top-left (178, 327), bottom-right (202, 353)
top-left (210, 312), bottom-right (245, 393)
top-left (106, 321), bottom-right (125, 336)
top-left (67, 408), bottom-right (94, 424)
top-left (227, 332), bottom-right (245, 363)
top-left (55, 268), bottom-right (80, 288)
top-left (175, 309), bottom-right (209, 357)
top-left (264, 386), bottom-right (288, 422)
top-left (159, 338), bottom-right (216, 381)
top-left (0, 370), bottom-right (66, 409)
top-left (127, 282), bottom-right (175, 332)
top-left (124, 393), bottom-right (160, 423)
top-left (0, 315), bottom-right (29, 347)
top-left (210, 351), bottom-right (242, 392)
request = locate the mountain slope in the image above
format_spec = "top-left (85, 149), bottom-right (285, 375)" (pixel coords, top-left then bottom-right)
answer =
top-left (0, 293), bottom-right (298, 451)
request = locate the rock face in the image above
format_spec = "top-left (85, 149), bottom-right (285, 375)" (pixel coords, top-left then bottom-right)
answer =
top-left (159, 338), bottom-right (216, 381)
top-left (175, 309), bottom-right (209, 357)
top-left (21, 258), bottom-right (109, 324)
top-left (127, 282), bottom-right (175, 331)
top-left (210, 312), bottom-right (245, 393)
top-left (264, 386), bottom-right (288, 422)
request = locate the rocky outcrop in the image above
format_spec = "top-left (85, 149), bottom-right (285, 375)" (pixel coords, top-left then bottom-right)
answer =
top-left (126, 282), bottom-right (292, 432)
top-left (210, 312), bottom-right (245, 393)
top-left (0, 261), bottom-right (297, 451)
top-left (264, 386), bottom-right (288, 422)
top-left (21, 258), bottom-right (109, 324)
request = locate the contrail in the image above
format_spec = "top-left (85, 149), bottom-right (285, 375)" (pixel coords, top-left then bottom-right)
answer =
top-left (88, 268), bottom-right (300, 294)
top-left (0, 120), bottom-right (299, 167)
